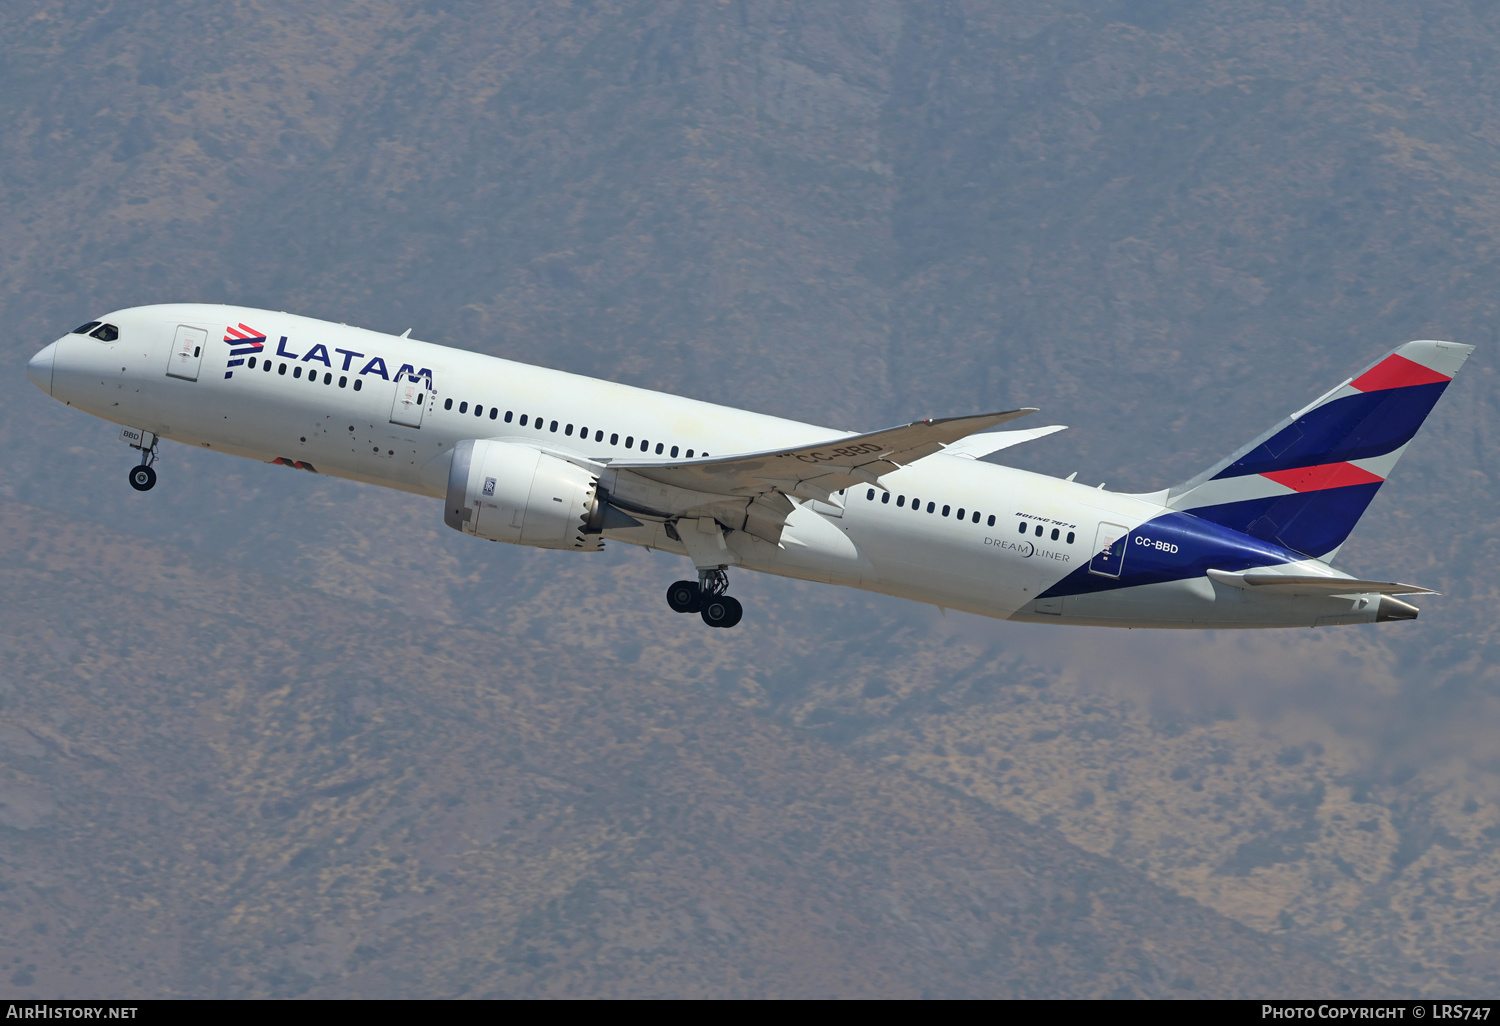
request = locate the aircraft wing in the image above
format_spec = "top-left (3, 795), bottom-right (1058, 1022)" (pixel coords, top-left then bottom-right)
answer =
top-left (940, 424), bottom-right (1066, 459)
top-left (605, 409), bottom-right (1036, 544)
top-left (612, 409), bottom-right (1037, 498)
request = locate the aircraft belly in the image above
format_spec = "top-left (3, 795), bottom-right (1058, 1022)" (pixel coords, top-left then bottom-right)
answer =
top-left (851, 518), bottom-right (1044, 616)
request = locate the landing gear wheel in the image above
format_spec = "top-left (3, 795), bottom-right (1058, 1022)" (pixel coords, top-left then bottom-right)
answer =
top-left (128, 465), bottom-right (157, 492)
top-left (700, 594), bottom-right (743, 629)
top-left (667, 580), bottom-right (702, 613)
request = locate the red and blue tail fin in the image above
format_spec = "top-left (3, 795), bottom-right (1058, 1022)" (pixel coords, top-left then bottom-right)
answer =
top-left (1165, 341), bottom-right (1473, 560)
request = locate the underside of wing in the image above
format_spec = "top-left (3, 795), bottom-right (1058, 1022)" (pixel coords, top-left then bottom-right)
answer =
top-left (611, 409), bottom-right (1037, 497)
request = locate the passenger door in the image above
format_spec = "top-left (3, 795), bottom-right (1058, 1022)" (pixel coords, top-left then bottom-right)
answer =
top-left (1089, 522), bottom-right (1128, 577)
top-left (389, 373), bottom-right (426, 428)
top-left (166, 325), bottom-right (207, 381)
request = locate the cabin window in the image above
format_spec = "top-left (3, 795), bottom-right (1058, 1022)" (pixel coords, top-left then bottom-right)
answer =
top-left (353, 379), bottom-right (362, 391)
top-left (323, 373), bottom-right (331, 384)
top-left (942, 505), bottom-right (950, 517)
top-left (1051, 528), bottom-right (1059, 541)
top-left (293, 366), bottom-right (302, 379)
top-left (897, 495), bottom-right (905, 507)
top-left (625, 436), bottom-right (633, 447)
top-left (670, 445), bottom-right (679, 457)
top-left (444, 398), bottom-right (453, 410)
top-left (956, 507), bottom-right (964, 520)
top-left (596, 430), bottom-right (605, 442)
top-left (1034, 524), bottom-right (1043, 537)
top-left (248, 357), bottom-right (257, 369)
top-left (882, 492), bottom-right (890, 504)
top-left (927, 502), bottom-right (935, 513)
top-left (611, 433), bottom-right (619, 445)
top-left (263, 361), bottom-right (272, 373)
top-left (504, 411), bottom-right (513, 423)
top-left (550, 420), bottom-right (559, 432)
top-left (475, 405), bottom-right (483, 417)
top-left (276, 363), bottom-right (285, 375)
top-left (972, 511), bottom-right (980, 523)
top-left (701, 453), bottom-right (708, 457)
top-left (459, 402), bottom-right (468, 414)
top-left (867, 489), bottom-right (875, 501)
top-left (988, 515), bottom-right (996, 527)
top-left (339, 376), bottom-right (348, 388)
top-left (565, 424), bottom-right (574, 436)
top-left (1066, 531), bottom-right (1075, 544)
top-left (518, 414), bottom-right (527, 426)
top-left (1018, 522), bottom-right (1027, 534)
top-left (489, 408), bottom-right (498, 420)
top-left (655, 442), bottom-right (664, 454)
top-left (535, 417), bottom-right (544, 430)
top-left (641, 438), bottom-right (649, 451)
top-left (685, 448), bottom-right (693, 457)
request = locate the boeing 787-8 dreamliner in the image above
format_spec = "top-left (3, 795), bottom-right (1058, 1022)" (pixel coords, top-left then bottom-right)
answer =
top-left (26, 306), bottom-right (1471, 630)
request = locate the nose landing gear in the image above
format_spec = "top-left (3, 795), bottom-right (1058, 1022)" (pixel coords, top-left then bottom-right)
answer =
top-left (125, 429), bottom-right (159, 492)
top-left (665, 566), bottom-right (743, 628)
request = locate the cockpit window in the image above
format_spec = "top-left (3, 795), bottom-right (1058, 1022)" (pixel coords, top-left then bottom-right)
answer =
top-left (89, 323), bottom-right (119, 342)
top-left (71, 321), bottom-right (101, 334)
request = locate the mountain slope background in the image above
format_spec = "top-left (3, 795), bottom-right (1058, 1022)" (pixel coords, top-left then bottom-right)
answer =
top-left (0, 0), bottom-right (1497, 995)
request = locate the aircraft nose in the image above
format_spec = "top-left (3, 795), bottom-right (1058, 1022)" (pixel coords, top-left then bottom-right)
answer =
top-left (27, 340), bottom-right (57, 395)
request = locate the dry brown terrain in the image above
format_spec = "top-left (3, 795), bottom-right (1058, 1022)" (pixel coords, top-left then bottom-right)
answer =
top-left (1, 0), bottom-right (1498, 996)
top-left (0, 500), bottom-right (1366, 996)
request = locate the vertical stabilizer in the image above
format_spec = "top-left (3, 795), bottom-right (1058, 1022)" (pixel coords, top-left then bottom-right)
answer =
top-left (1166, 340), bottom-right (1473, 560)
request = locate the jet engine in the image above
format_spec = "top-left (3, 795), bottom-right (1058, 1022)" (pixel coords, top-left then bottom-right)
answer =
top-left (444, 438), bottom-right (608, 550)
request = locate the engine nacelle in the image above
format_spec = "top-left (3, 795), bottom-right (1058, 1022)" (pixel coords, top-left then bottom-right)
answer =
top-left (444, 439), bottom-right (604, 550)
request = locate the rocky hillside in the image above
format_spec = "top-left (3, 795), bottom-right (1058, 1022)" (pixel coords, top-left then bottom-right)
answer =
top-left (1, 0), bottom-right (1497, 995)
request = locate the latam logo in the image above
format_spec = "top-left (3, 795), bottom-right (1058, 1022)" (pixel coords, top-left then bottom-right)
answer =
top-left (223, 326), bottom-right (434, 389)
top-left (223, 323), bottom-right (267, 379)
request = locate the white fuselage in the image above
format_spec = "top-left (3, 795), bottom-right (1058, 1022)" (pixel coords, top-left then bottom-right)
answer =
top-left (31, 304), bottom-right (1395, 629)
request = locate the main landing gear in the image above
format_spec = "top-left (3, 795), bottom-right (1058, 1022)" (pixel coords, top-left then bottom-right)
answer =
top-left (126, 429), bottom-right (159, 492)
top-left (666, 566), bottom-right (744, 628)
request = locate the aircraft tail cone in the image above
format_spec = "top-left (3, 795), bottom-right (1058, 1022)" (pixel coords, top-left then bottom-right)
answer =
top-left (1376, 595), bottom-right (1420, 622)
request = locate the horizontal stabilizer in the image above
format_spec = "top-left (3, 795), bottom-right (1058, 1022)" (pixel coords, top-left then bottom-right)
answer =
top-left (1206, 569), bottom-right (1435, 595)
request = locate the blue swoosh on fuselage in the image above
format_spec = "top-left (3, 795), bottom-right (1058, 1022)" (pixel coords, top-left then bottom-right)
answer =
top-left (1038, 510), bottom-right (1308, 599)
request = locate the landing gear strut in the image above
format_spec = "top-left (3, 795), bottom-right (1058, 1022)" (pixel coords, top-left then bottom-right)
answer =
top-left (128, 437), bottom-right (159, 492)
top-left (665, 566), bottom-right (743, 628)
